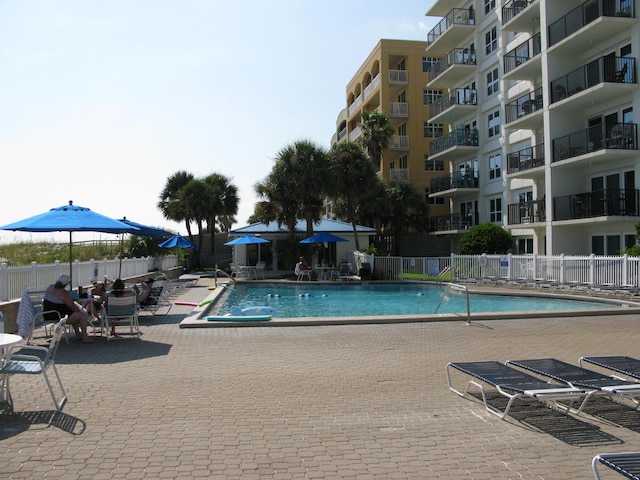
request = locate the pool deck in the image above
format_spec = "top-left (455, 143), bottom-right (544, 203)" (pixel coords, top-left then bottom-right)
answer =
top-left (2, 274), bottom-right (640, 479)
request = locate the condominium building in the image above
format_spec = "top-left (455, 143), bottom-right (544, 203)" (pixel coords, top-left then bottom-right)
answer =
top-left (330, 39), bottom-right (449, 223)
top-left (424, 0), bottom-right (639, 255)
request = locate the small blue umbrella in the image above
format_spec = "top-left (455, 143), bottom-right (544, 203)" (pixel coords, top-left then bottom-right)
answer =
top-left (299, 232), bottom-right (348, 244)
top-left (158, 234), bottom-right (196, 249)
top-left (224, 235), bottom-right (270, 246)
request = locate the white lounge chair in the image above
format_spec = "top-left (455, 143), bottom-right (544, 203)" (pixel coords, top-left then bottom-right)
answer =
top-left (102, 289), bottom-right (140, 341)
top-left (592, 452), bottom-right (640, 480)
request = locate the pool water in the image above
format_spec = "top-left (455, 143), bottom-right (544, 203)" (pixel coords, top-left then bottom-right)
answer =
top-left (215, 283), bottom-right (613, 318)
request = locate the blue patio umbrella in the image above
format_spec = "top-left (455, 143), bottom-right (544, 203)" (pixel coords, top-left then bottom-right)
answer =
top-left (299, 232), bottom-right (348, 244)
top-left (0, 200), bottom-right (139, 286)
top-left (224, 235), bottom-right (270, 246)
top-left (158, 234), bottom-right (196, 249)
top-left (118, 218), bottom-right (173, 238)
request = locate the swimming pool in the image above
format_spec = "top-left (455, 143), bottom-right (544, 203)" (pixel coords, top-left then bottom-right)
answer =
top-left (210, 282), bottom-right (618, 319)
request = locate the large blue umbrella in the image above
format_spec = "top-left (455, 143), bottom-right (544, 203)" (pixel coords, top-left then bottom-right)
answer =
top-left (158, 234), bottom-right (196, 249)
top-left (0, 200), bottom-right (139, 285)
top-left (118, 218), bottom-right (173, 238)
top-left (299, 232), bottom-right (348, 244)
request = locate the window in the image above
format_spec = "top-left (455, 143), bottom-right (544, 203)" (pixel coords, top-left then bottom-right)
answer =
top-left (592, 235), bottom-right (622, 255)
top-left (485, 26), bottom-right (497, 55)
top-left (484, 0), bottom-right (496, 14)
top-left (488, 111), bottom-right (500, 137)
top-left (518, 238), bottom-right (534, 254)
top-left (424, 155), bottom-right (444, 171)
top-left (426, 189), bottom-right (445, 205)
top-left (423, 89), bottom-right (443, 106)
top-left (424, 122), bottom-right (444, 138)
top-left (422, 56), bottom-right (438, 73)
top-left (487, 68), bottom-right (499, 95)
top-left (490, 197), bottom-right (502, 223)
top-left (489, 153), bottom-right (501, 179)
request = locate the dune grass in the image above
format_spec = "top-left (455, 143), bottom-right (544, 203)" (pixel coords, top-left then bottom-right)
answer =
top-left (0, 241), bottom-right (122, 266)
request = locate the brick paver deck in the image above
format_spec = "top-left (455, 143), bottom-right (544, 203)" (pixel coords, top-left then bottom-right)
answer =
top-left (1, 276), bottom-right (639, 479)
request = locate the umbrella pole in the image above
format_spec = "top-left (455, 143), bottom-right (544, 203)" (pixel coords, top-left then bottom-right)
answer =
top-left (69, 231), bottom-right (73, 287)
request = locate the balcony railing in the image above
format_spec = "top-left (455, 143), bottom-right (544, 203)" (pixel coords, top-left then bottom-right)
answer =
top-left (429, 127), bottom-right (479, 156)
top-left (388, 70), bottom-right (408, 84)
top-left (363, 73), bottom-right (380, 100)
top-left (430, 170), bottom-right (479, 194)
top-left (505, 87), bottom-right (543, 124)
top-left (507, 143), bottom-right (545, 174)
top-left (429, 212), bottom-right (478, 232)
top-left (390, 135), bottom-right (409, 150)
top-left (552, 123), bottom-right (637, 162)
top-left (427, 48), bottom-right (476, 84)
top-left (337, 126), bottom-right (347, 142)
top-left (503, 33), bottom-right (542, 74)
top-left (427, 8), bottom-right (475, 44)
top-left (502, 0), bottom-right (534, 24)
top-left (507, 199), bottom-right (546, 225)
top-left (549, 0), bottom-right (635, 47)
top-left (554, 188), bottom-right (640, 220)
top-left (348, 95), bottom-right (362, 117)
top-left (389, 102), bottom-right (409, 117)
top-left (428, 88), bottom-right (477, 118)
top-left (390, 168), bottom-right (409, 182)
top-left (551, 56), bottom-right (636, 103)
top-left (348, 125), bottom-right (362, 142)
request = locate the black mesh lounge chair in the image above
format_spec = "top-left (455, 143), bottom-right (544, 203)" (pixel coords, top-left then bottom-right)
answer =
top-left (446, 360), bottom-right (592, 419)
top-left (593, 452), bottom-right (640, 480)
top-left (506, 358), bottom-right (640, 408)
top-left (580, 356), bottom-right (640, 383)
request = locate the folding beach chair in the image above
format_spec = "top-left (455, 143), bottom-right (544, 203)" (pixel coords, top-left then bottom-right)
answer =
top-left (446, 360), bottom-right (592, 419)
top-left (580, 356), bottom-right (640, 383)
top-left (506, 358), bottom-right (640, 408)
top-left (593, 452), bottom-right (640, 480)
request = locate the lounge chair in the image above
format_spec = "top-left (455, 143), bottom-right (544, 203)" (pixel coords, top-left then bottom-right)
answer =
top-left (446, 360), bottom-right (592, 419)
top-left (506, 358), bottom-right (640, 408)
top-left (580, 356), bottom-right (640, 382)
top-left (593, 452), bottom-right (640, 480)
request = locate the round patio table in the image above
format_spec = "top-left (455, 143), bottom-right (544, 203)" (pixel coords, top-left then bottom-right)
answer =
top-left (0, 333), bottom-right (23, 412)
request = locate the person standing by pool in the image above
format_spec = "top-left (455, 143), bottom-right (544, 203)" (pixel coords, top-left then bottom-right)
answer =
top-left (43, 274), bottom-right (94, 343)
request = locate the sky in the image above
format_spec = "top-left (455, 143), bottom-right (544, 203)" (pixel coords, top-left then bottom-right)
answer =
top-left (0, 0), bottom-right (437, 244)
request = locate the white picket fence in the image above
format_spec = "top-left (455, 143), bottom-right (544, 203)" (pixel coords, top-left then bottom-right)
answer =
top-left (354, 252), bottom-right (640, 289)
top-left (0, 255), bottom-right (179, 302)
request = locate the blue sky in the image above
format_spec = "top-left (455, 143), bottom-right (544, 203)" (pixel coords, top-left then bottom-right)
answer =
top-left (0, 0), bottom-right (437, 244)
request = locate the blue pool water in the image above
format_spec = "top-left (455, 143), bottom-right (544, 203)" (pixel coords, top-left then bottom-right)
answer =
top-left (214, 283), bottom-right (614, 318)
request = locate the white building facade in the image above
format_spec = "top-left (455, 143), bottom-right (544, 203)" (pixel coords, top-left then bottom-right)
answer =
top-left (425, 0), bottom-right (639, 255)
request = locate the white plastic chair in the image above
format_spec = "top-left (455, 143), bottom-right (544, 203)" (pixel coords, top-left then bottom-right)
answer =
top-left (255, 262), bottom-right (266, 280)
top-left (295, 264), bottom-right (311, 281)
top-left (101, 289), bottom-right (140, 341)
top-left (1, 317), bottom-right (68, 411)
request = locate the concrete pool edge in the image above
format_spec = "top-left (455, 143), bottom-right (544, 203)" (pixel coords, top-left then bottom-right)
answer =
top-left (179, 280), bottom-right (640, 328)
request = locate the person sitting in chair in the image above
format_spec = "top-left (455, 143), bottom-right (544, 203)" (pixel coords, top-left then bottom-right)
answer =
top-left (296, 256), bottom-right (315, 280)
top-left (43, 274), bottom-right (94, 343)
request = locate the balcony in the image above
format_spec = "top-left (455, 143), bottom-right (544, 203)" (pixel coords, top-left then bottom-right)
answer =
top-left (430, 170), bottom-right (479, 195)
top-left (389, 168), bottom-right (409, 182)
top-left (426, 48), bottom-right (476, 88)
top-left (548, 0), bottom-right (636, 54)
top-left (553, 188), bottom-right (640, 221)
top-left (506, 143), bottom-right (545, 175)
top-left (552, 123), bottom-right (637, 164)
top-left (390, 135), bottom-right (409, 150)
top-left (389, 102), bottom-right (409, 118)
top-left (426, 8), bottom-right (476, 55)
top-left (348, 95), bottom-right (362, 118)
top-left (388, 70), bottom-right (408, 84)
top-left (507, 199), bottom-right (546, 225)
top-left (428, 88), bottom-right (477, 124)
top-left (429, 212), bottom-right (478, 233)
top-left (348, 125), bottom-right (362, 142)
top-left (429, 127), bottom-right (479, 159)
top-left (503, 33), bottom-right (542, 79)
top-left (363, 74), bottom-right (380, 101)
top-left (502, 0), bottom-right (541, 32)
top-left (550, 56), bottom-right (636, 108)
top-left (505, 87), bottom-right (543, 128)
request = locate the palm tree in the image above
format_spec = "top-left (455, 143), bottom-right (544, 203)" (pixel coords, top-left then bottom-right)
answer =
top-left (328, 141), bottom-right (378, 250)
top-left (384, 181), bottom-right (430, 234)
top-left (202, 173), bottom-right (238, 254)
top-left (158, 171), bottom-right (195, 236)
top-left (359, 110), bottom-right (394, 169)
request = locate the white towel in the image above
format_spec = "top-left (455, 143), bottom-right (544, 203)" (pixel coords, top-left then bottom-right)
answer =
top-left (16, 291), bottom-right (37, 338)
